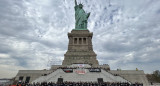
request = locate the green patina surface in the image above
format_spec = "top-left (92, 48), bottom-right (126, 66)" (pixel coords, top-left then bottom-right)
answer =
top-left (74, 0), bottom-right (90, 30)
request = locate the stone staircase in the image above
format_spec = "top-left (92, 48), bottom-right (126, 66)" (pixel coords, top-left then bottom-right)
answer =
top-left (102, 70), bottom-right (131, 84)
top-left (32, 69), bottom-right (131, 83)
top-left (32, 69), bottom-right (63, 83)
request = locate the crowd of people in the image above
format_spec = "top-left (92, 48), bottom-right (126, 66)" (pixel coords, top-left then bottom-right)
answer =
top-left (14, 82), bottom-right (143, 86)
top-left (57, 67), bottom-right (108, 70)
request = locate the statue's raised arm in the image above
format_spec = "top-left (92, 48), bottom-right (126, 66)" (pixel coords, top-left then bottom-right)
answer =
top-left (75, 0), bottom-right (77, 6)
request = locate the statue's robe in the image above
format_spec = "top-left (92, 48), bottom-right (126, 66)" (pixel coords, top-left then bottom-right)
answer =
top-left (75, 5), bottom-right (89, 29)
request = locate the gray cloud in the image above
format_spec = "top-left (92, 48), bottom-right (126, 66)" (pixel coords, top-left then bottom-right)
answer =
top-left (0, 0), bottom-right (160, 78)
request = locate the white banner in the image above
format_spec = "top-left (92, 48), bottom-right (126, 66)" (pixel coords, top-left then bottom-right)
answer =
top-left (75, 69), bottom-right (86, 74)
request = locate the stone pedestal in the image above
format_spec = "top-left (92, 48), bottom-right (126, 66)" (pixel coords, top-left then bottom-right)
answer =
top-left (62, 30), bottom-right (99, 66)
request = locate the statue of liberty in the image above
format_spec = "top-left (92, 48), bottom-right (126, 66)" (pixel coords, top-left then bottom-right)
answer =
top-left (74, 0), bottom-right (90, 30)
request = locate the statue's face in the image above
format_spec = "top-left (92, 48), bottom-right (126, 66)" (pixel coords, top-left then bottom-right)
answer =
top-left (79, 4), bottom-right (83, 8)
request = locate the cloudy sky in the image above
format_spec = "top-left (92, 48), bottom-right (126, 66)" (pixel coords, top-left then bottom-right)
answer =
top-left (0, 0), bottom-right (160, 78)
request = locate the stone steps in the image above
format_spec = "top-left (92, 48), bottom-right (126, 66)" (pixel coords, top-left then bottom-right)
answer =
top-left (32, 69), bottom-right (130, 83)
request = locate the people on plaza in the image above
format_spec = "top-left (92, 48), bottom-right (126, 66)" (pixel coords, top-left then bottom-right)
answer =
top-left (16, 81), bottom-right (143, 86)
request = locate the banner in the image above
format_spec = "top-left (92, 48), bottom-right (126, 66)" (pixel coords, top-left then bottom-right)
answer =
top-left (89, 68), bottom-right (101, 72)
top-left (75, 69), bottom-right (86, 74)
top-left (63, 69), bottom-right (73, 73)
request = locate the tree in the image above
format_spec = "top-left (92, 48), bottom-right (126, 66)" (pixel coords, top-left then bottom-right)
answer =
top-left (153, 70), bottom-right (160, 77)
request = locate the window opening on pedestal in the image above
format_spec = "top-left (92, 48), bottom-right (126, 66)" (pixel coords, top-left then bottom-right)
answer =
top-left (79, 38), bottom-right (82, 44)
top-left (83, 38), bottom-right (86, 44)
top-left (74, 38), bottom-right (77, 44)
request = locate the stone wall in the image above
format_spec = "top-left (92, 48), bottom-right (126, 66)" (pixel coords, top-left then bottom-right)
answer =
top-left (15, 70), bottom-right (52, 83)
top-left (109, 70), bottom-right (149, 85)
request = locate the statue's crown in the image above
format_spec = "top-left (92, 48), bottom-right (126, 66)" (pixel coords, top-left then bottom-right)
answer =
top-left (79, 2), bottom-right (83, 6)
top-left (79, 3), bottom-right (83, 7)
